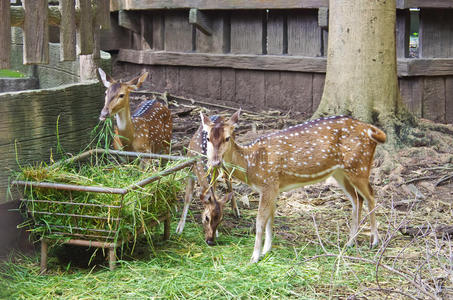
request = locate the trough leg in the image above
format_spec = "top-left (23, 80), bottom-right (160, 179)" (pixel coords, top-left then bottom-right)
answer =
top-left (40, 239), bottom-right (48, 274)
top-left (163, 211), bottom-right (171, 241)
top-left (109, 246), bottom-right (116, 271)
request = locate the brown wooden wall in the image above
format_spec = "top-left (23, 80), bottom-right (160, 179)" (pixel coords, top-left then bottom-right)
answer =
top-left (103, 2), bottom-right (453, 124)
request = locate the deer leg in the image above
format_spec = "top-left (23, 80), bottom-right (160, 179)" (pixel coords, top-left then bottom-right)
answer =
top-left (225, 177), bottom-right (240, 218)
top-left (262, 202), bottom-right (276, 256)
top-left (347, 176), bottom-right (379, 247)
top-left (251, 187), bottom-right (277, 263)
top-left (333, 173), bottom-right (361, 247)
top-left (176, 176), bottom-right (195, 234)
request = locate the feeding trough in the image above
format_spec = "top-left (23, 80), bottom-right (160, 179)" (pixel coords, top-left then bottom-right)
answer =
top-left (12, 148), bottom-right (195, 272)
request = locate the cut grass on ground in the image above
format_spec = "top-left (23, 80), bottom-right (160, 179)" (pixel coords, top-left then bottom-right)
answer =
top-left (0, 213), bottom-right (403, 300)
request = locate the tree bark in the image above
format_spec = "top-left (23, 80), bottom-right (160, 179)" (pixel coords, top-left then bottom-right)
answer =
top-left (314, 0), bottom-right (414, 146)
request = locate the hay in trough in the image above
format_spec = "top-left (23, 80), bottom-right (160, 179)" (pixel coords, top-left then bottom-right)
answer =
top-left (16, 153), bottom-right (189, 252)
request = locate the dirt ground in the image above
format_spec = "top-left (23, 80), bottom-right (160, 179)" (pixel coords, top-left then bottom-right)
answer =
top-left (131, 92), bottom-right (453, 298)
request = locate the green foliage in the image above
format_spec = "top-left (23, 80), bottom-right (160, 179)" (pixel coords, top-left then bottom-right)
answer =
top-left (0, 69), bottom-right (26, 78)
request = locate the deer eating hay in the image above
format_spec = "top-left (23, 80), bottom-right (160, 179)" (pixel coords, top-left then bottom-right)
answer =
top-left (98, 68), bottom-right (172, 154)
top-left (199, 109), bottom-right (386, 262)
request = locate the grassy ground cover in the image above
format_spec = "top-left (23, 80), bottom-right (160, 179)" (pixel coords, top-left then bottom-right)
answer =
top-left (1, 208), bottom-right (403, 300)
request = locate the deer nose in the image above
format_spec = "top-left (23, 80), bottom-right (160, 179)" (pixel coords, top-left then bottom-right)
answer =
top-left (210, 160), bottom-right (221, 167)
top-left (99, 110), bottom-right (109, 121)
top-left (206, 239), bottom-right (215, 246)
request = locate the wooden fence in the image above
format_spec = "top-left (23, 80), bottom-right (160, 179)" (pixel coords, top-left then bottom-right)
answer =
top-left (104, 0), bottom-right (453, 124)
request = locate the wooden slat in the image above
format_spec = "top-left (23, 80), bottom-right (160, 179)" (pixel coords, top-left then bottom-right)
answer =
top-left (264, 71), bottom-right (281, 108)
top-left (178, 67), bottom-right (222, 100)
top-left (230, 11), bottom-right (265, 54)
top-left (110, 0), bottom-right (329, 11)
top-left (287, 10), bottom-right (321, 57)
top-left (312, 73), bottom-right (325, 112)
top-left (235, 69), bottom-right (265, 108)
top-left (59, 0), bottom-right (76, 61)
top-left (220, 68), bottom-right (236, 103)
top-left (196, 12), bottom-right (229, 53)
top-left (164, 10), bottom-right (193, 52)
top-left (23, 0), bottom-right (49, 64)
top-left (399, 77), bottom-right (423, 117)
top-left (96, 0), bottom-right (110, 30)
top-left (189, 8), bottom-right (212, 36)
top-left (77, 0), bottom-right (93, 55)
top-left (422, 77), bottom-right (446, 123)
top-left (446, 77), bottom-right (453, 124)
top-left (100, 12), bottom-right (132, 51)
top-left (396, 9), bottom-right (410, 58)
top-left (419, 9), bottom-right (453, 58)
top-left (117, 49), bottom-right (327, 73)
top-left (280, 72), bottom-right (313, 112)
top-left (118, 10), bottom-right (140, 33)
top-left (152, 13), bottom-right (165, 50)
top-left (0, 0), bottom-right (11, 68)
top-left (267, 11), bottom-right (286, 55)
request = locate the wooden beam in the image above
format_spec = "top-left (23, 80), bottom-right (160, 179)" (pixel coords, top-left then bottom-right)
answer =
top-left (189, 8), bottom-right (212, 36)
top-left (118, 10), bottom-right (140, 33)
top-left (77, 0), bottom-right (93, 55)
top-left (398, 58), bottom-right (453, 76)
top-left (0, 0), bottom-right (11, 68)
top-left (117, 49), bottom-right (453, 77)
top-left (318, 7), bottom-right (328, 29)
top-left (117, 49), bottom-right (327, 73)
top-left (397, 0), bottom-right (453, 9)
top-left (23, 0), bottom-right (49, 64)
top-left (59, 0), bottom-right (76, 61)
top-left (110, 0), bottom-right (329, 11)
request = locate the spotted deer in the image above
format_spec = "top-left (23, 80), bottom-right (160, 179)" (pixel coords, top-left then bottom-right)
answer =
top-left (98, 68), bottom-right (172, 154)
top-left (200, 110), bottom-right (386, 263)
top-left (176, 117), bottom-right (240, 244)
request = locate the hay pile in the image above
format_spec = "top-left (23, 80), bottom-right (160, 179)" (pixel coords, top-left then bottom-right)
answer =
top-left (17, 154), bottom-right (189, 249)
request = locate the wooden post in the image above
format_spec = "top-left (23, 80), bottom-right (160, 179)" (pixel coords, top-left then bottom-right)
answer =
top-left (23, 0), bottom-right (49, 64)
top-left (0, 0), bottom-right (11, 68)
top-left (96, 0), bottom-right (110, 30)
top-left (109, 246), bottom-right (116, 271)
top-left (59, 0), bottom-right (76, 61)
top-left (40, 239), bottom-right (48, 274)
top-left (77, 0), bottom-right (93, 55)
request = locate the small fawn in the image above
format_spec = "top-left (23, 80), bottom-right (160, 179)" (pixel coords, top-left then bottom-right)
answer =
top-left (200, 110), bottom-right (386, 263)
top-left (176, 117), bottom-right (240, 244)
top-left (98, 68), bottom-right (172, 154)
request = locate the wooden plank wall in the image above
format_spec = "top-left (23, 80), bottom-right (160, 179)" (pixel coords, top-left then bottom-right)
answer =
top-left (0, 82), bottom-right (104, 203)
top-left (110, 8), bottom-right (453, 124)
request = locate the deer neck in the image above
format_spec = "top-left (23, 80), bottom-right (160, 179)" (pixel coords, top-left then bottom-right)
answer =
top-left (223, 138), bottom-right (251, 184)
top-left (115, 102), bottom-right (135, 147)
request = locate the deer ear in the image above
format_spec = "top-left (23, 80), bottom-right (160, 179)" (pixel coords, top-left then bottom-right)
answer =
top-left (219, 192), bottom-right (234, 205)
top-left (228, 109), bottom-right (241, 127)
top-left (200, 112), bottom-right (213, 130)
top-left (126, 72), bottom-right (149, 90)
top-left (98, 68), bottom-right (114, 88)
top-left (201, 189), bottom-right (213, 204)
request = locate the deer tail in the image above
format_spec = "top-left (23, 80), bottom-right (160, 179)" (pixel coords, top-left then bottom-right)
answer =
top-left (367, 126), bottom-right (386, 144)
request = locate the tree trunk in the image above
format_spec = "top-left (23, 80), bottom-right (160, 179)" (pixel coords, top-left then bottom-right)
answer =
top-left (314, 0), bottom-right (414, 146)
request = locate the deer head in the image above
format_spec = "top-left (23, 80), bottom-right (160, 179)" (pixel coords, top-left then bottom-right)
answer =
top-left (98, 68), bottom-right (148, 121)
top-left (200, 109), bottom-right (241, 168)
top-left (201, 188), bottom-right (233, 245)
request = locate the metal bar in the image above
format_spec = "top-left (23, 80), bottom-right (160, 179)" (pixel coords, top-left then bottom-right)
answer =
top-left (128, 159), bottom-right (196, 189)
top-left (65, 239), bottom-right (120, 248)
top-left (107, 149), bottom-right (189, 161)
top-left (39, 224), bottom-right (117, 234)
top-left (28, 210), bottom-right (121, 221)
top-left (51, 232), bottom-right (116, 240)
top-left (20, 198), bottom-right (121, 209)
top-left (13, 180), bottom-right (127, 195)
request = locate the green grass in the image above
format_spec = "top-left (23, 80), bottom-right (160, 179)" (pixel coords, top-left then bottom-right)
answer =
top-left (0, 69), bottom-right (26, 78)
top-left (0, 212), bottom-right (401, 300)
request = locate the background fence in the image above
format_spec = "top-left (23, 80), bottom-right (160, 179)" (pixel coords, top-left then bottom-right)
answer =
top-left (102, 0), bottom-right (453, 124)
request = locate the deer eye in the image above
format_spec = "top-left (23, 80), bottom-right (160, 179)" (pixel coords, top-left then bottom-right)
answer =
top-left (118, 94), bottom-right (125, 98)
top-left (205, 216), bottom-right (210, 222)
top-left (206, 137), bottom-right (210, 142)
top-left (225, 137), bottom-right (230, 142)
